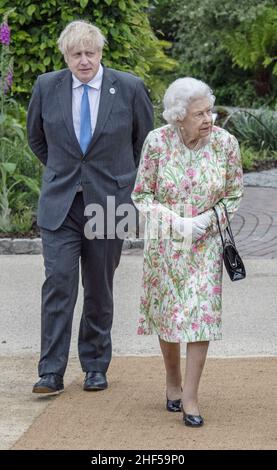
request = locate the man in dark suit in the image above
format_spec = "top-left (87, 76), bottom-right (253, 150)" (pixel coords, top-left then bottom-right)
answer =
top-left (28, 20), bottom-right (153, 395)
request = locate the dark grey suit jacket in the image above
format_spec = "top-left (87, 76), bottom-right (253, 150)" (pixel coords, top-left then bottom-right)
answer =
top-left (27, 66), bottom-right (154, 231)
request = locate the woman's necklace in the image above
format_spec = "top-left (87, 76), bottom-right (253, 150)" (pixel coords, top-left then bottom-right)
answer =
top-left (177, 127), bottom-right (200, 150)
top-left (188, 138), bottom-right (200, 150)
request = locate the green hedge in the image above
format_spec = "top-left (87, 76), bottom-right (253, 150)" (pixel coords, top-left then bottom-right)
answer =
top-left (0, 0), bottom-right (177, 102)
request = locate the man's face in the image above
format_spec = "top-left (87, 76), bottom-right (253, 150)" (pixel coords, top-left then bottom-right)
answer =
top-left (65, 43), bottom-right (102, 83)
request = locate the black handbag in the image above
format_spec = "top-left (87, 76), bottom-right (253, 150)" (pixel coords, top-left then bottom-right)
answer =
top-left (213, 205), bottom-right (246, 281)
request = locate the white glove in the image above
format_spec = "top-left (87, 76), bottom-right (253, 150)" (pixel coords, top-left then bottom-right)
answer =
top-left (192, 210), bottom-right (212, 241)
top-left (172, 215), bottom-right (192, 238)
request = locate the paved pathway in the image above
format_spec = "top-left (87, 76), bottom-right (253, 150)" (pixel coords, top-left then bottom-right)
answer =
top-left (232, 187), bottom-right (277, 258)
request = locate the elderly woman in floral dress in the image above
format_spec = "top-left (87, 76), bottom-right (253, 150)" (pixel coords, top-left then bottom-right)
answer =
top-left (131, 77), bottom-right (243, 427)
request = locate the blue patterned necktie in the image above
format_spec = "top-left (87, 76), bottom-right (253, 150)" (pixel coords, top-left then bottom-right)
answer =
top-left (79, 84), bottom-right (92, 154)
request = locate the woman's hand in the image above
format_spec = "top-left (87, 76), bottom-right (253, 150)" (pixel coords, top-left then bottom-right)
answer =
top-left (192, 210), bottom-right (213, 241)
top-left (172, 210), bottom-right (212, 241)
top-left (172, 215), bottom-right (192, 238)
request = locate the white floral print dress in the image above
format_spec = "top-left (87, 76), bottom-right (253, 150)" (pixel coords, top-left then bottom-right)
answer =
top-left (131, 125), bottom-right (243, 343)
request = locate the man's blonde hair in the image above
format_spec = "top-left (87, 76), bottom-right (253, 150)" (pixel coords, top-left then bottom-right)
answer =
top-left (57, 20), bottom-right (106, 57)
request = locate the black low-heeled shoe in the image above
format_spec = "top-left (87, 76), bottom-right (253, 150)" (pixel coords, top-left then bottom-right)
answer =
top-left (166, 397), bottom-right (182, 412)
top-left (183, 410), bottom-right (204, 427)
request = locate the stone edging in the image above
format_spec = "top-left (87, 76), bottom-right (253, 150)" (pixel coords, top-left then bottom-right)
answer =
top-left (0, 238), bottom-right (144, 255)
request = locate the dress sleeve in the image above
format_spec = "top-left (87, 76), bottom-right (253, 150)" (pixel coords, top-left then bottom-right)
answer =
top-left (209, 134), bottom-right (244, 234)
top-left (131, 131), bottom-right (183, 239)
top-left (131, 131), bottom-right (159, 209)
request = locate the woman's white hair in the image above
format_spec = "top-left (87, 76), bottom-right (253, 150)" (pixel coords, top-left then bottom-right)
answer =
top-left (163, 77), bottom-right (215, 125)
top-left (57, 20), bottom-right (106, 58)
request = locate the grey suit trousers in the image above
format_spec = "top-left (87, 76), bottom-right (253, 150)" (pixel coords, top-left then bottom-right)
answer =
top-left (39, 192), bottom-right (123, 377)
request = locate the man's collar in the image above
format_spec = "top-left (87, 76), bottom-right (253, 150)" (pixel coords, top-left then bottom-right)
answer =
top-left (72, 64), bottom-right (103, 89)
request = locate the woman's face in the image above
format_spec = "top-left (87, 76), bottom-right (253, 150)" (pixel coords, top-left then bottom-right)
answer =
top-left (178, 97), bottom-right (213, 140)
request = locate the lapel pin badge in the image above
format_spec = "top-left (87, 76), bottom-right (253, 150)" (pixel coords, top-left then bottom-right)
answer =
top-left (109, 87), bottom-right (116, 95)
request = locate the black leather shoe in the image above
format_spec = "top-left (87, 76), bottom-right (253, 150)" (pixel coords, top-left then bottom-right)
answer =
top-left (32, 373), bottom-right (64, 395)
top-left (166, 397), bottom-right (182, 412)
top-left (183, 410), bottom-right (204, 427)
top-left (83, 371), bottom-right (108, 391)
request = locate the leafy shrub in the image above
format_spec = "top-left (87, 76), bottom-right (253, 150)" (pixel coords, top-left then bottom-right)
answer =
top-left (0, 12), bottom-right (40, 233)
top-left (223, 108), bottom-right (277, 151)
top-left (240, 144), bottom-right (277, 171)
top-left (0, 0), bottom-right (177, 102)
top-left (225, 7), bottom-right (277, 101)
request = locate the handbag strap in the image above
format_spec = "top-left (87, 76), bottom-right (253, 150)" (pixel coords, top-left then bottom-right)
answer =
top-left (223, 204), bottom-right (236, 244)
top-left (213, 205), bottom-right (225, 245)
top-left (213, 203), bottom-right (236, 246)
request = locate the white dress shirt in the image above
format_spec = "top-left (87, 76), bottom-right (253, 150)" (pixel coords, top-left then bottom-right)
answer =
top-left (72, 64), bottom-right (103, 144)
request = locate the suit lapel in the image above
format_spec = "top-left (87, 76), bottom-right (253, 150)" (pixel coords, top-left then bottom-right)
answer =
top-left (85, 67), bottom-right (117, 155)
top-left (57, 70), bottom-right (83, 156)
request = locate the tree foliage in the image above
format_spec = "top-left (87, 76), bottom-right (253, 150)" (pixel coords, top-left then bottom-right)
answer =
top-left (150, 0), bottom-right (277, 107)
top-left (148, 0), bottom-right (178, 42)
top-left (0, 0), bottom-right (176, 102)
top-left (225, 7), bottom-right (277, 96)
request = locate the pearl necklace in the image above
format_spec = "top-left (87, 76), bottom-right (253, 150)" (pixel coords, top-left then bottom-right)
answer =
top-left (177, 126), bottom-right (210, 150)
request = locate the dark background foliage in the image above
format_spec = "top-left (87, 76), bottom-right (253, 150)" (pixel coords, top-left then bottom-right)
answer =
top-left (149, 0), bottom-right (277, 107)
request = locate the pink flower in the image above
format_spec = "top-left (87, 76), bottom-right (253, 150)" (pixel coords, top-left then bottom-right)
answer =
top-left (161, 131), bottom-right (166, 142)
top-left (202, 314), bottom-right (215, 325)
top-left (4, 68), bottom-right (13, 93)
top-left (186, 168), bottom-right (196, 178)
top-left (137, 326), bottom-right (145, 335)
top-left (158, 243), bottom-right (165, 255)
top-left (167, 199), bottom-right (175, 206)
top-left (212, 285), bottom-right (222, 295)
top-left (192, 322), bottom-right (200, 331)
top-left (200, 283), bottom-right (208, 292)
top-left (133, 183), bottom-right (143, 193)
top-left (165, 182), bottom-right (175, 190)
top-left (0, 22), bottom-right (10, 45)
top-left (159, 158), bottom-right (167, 167)
top-left (143, 160), bottom-right (152, 170)
top-left (180, 179), bottom-right (190, 191)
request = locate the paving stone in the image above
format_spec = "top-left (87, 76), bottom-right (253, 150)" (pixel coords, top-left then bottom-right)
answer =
top-left (0, 239), bottom-right (12, 255)
top-left (12, 240), bottom-right (33, 254)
